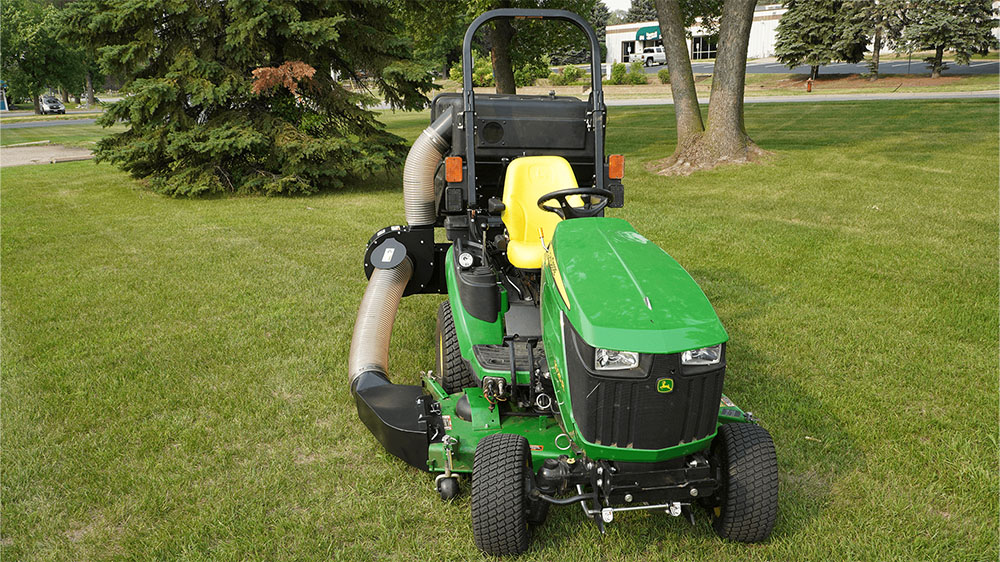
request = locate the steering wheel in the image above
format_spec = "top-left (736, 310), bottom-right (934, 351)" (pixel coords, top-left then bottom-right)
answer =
top-left (537, 188), bottom-right (614, 219)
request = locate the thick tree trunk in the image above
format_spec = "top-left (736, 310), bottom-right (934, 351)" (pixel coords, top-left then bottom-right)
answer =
top-left (930, 45), bottom-right (944, 78)
top-left (703, 0), bottom-right (759, 160)
top-left (61, 89), bottom-right (69, 103)
top-left (86, 72), bottom-right (96, 107)
top-left (32, 94), bottom-right (41, 114)
top-left (810, 65), bottom-right (819, 80)
top-left (654, 0), bottom-right (704, 148)
top-left (869, 26), bottom-right (882, 81)
top-left (649, 0), bottom-right (767, 175)
top-left (489, 18), bottom-right (517, 94)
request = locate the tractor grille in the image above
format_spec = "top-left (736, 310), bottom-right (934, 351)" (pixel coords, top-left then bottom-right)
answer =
top-left (564, 323), bottom-right (724, 450)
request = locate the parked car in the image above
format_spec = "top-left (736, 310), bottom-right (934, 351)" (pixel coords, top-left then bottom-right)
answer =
top-left (639, 46), bottom-right (667, 67)
top-left (40, 96), bottom-right (65, 114)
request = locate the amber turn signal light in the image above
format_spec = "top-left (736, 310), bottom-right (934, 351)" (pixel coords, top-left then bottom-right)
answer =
top-left (445, 156), bottom-right (463, 183)
top-left (608, 154), bottom-right (624, 180)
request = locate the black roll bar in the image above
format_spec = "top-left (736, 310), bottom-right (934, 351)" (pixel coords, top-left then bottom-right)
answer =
top-left (460, 9), bottom-right (606, 203)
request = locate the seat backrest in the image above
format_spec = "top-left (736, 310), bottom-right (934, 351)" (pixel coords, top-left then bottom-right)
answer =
top-left (501, 156), bottom-right (578, 269)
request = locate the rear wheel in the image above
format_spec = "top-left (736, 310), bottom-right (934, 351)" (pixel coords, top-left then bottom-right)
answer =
top-left (645, 57), bottom-right (653, 67)
top-left (434, 300), bottom-right (476, 393)
top-left (471, 433), bottom-right (533, 556)
top-left (709, 423), bottom-right (779, 543)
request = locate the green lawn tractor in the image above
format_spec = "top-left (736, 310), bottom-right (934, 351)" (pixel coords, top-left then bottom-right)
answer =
top-left (348, 9), bottom-right (778, 556)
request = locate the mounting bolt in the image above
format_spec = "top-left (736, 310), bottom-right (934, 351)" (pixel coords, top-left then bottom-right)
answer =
top-left (689, 488), bottom-right (699, 497)
top-left (624, 494), bottom-right (633, 503)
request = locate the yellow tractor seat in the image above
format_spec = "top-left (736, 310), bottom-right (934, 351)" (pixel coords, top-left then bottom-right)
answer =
top-left (501, 156), bottom-right (582, 269)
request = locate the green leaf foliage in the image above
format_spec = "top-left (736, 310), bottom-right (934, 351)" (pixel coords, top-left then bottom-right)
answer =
top-left (627, 60), bottom-right (648, 84)
top-left (609, 61), bottom-right (628, 84)
top-left (657, 67), bottom-right (671, 84)
top-left (63, 0), bottom-right (435, 196)
top-left (1, 0), bottom-right (87, 111)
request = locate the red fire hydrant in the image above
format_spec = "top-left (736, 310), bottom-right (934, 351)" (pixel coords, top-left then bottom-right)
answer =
top-left (806, 78), bottom-right (813, 92)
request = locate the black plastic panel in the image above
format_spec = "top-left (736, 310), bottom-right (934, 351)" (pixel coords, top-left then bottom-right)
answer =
top-left (452, 246), bottom-right (500, 322)
top-left (431, 93), bottom-right (599, 204)
top-left (563, 320), bottom-right (725, 450)
top-left (353, 376), bottom-right (431, 471)
top-left (472, 342), bottom-right (546, 372)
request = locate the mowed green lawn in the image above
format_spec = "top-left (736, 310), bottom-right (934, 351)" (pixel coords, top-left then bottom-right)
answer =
top-left (2, 100), bottom-right (997, 561)
top-left (1, 123), bottom-right (126, 148)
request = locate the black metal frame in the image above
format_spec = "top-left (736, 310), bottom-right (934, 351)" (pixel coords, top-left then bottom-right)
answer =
top-left (460, 9), bottom-right (606, 204)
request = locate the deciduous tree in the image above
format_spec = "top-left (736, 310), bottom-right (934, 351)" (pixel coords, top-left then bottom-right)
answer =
top-left (1, 0), bottom-right (85, 113)
top-left (651, 0), bottom-right (764, 174)
top-left (467, 0), bottom-right (596, 94)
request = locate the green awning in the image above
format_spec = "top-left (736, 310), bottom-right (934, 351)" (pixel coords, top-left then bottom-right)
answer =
top-left (636, 25), bottom-right (660, 41)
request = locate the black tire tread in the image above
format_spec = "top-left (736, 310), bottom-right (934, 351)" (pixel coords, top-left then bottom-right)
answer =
top-left (712, 423), bottom-right (779, 543)
top-left (435, 300), bottom-right (477, 393)
top-left (471, 433), bottom-right (531, 556)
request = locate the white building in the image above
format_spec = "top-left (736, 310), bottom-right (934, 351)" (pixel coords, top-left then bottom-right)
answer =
top-left (604, 3), bottom-right (787, 67)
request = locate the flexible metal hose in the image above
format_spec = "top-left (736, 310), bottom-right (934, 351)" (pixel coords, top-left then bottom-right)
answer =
top-left (349, 108), bottom-right (452, 388)
top-left (348, 257), bottom-right (414, 386)
top-left (403, 108), bottom-right (452, 226)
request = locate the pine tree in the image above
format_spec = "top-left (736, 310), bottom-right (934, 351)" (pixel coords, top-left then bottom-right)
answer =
top-left (901, 0), bottom-right (998, 78)
top-left (775, 0), bottom-right (870, 79)
top-left (63, 0), bottom-right (435, 196)
top-left (626, 0), bottom-right (658, 23)
top-left (859, 0), bottom-right (907, 80)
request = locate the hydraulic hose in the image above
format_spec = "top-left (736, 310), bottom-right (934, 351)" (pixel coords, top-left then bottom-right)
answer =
top-left (403, 107), bottom-right (453, 226)
top-left (348, 257), bottom-right (413, 391)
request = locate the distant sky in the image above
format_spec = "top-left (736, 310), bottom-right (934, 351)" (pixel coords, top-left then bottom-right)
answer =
top-left (602, 0), bottom-right (631, 12)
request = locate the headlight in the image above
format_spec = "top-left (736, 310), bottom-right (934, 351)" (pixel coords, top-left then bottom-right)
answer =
top-left (681, 344), bottom-right (722, 366)
top-left (594, 348), bottom-right (639, 370)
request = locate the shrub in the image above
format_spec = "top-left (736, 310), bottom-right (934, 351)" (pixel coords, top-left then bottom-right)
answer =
top-left (548, 71), bottom-right (568, 86)
top-left (562, 65), bottom-right (583, 83)
top-left (515, 60), bottom-right (549, 87)
top-left (448, 58), bottom-right (496, 87)
top-left (626, 61), bottom-right (648, 85)
top-left (608, 62), bottom-right (627, 85)
top-left (657, 68), bottom-right (670, 84)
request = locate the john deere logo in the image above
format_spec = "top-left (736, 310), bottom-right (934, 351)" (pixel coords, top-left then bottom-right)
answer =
top-left (656, 378), bottom-right (674, 393)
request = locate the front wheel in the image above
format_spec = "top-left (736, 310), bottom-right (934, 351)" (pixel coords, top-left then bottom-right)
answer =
top-left (709, 423), bottom-right (779, 543)
top-left (471, 433), bottom-right (533, 556)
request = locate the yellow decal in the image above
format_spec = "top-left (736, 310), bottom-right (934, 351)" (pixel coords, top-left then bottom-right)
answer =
top-left (544, 245), bottom-right (571, 310)
top-left (656, 378), bottom-right (674, 393)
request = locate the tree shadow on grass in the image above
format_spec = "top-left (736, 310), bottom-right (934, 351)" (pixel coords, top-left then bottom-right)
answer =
top-left (690, 265), bottom-right (862, 541)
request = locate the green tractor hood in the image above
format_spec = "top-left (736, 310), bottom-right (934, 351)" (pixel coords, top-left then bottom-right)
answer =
top-left (549, 217), bottom-right (728, 354)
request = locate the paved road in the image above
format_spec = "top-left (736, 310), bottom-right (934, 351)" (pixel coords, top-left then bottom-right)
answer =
top-left (605, 90), bottom-right (998, 106)
top-left (582, 58), bottom-right (998, 75)
top-left (648, 58), bottom-right (1000, 75)
top-left (3, 91), bottom-right (995, 127)
top-left (1, 118), bottom-right (97, 129)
